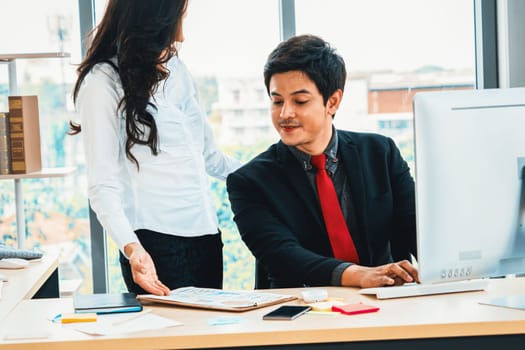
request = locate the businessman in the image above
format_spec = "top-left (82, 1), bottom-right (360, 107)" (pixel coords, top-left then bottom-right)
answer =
top-left (227, 35), bottom-right (419, 288)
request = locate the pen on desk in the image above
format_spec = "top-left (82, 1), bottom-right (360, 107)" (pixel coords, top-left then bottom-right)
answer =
top-left (112, 309), bottom-right (152, 326)
top-left (61, 313), bottom-right (98, 323)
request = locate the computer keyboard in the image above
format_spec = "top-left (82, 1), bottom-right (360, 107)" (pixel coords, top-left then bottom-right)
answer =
top-left (359, 279), bottom-right (489, 299)
top-left (0, 242), bottom-right (43, 260)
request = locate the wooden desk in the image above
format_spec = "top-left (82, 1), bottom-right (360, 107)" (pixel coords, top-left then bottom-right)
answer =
top-left (0, 254), bottom-right (59, 322)
top-left (0, 277), bottom-right (524, 350)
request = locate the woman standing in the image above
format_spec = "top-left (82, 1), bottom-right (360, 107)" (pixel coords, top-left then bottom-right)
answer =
top-left (71, 0), bottom-right (241, 295)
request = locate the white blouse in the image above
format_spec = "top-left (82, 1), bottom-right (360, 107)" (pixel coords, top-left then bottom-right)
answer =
top-left (77, 56), bottom-right (242, 253)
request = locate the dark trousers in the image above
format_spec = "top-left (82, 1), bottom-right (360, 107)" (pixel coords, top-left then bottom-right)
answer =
top-left (119, 229), bottom-right (223, 294)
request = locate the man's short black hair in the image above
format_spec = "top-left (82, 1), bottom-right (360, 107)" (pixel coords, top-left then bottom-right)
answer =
top-left (263, 34), bottom-right (347, 104)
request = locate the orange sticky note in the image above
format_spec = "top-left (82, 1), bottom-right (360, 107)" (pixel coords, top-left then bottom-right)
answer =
top-left (331, 303), bottom-right (379, 315)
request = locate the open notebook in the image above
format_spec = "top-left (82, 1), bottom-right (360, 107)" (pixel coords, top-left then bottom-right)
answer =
top-left (138, 286), bottom-right (296, 312)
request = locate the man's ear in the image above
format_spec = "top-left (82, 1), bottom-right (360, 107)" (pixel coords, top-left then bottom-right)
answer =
top-left (327, 89), bottom-right (343, 117)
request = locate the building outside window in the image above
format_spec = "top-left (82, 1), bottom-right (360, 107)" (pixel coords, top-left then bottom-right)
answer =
top-left (295, 0), bottom-right (475, 169)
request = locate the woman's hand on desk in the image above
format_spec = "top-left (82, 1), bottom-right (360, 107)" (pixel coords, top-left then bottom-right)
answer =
top-left (341, 260), bottom-right (420, 288)
top-left (124, 242), bottom-right (171, 296)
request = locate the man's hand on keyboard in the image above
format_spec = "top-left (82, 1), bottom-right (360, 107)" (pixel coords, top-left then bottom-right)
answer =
top-left (341, 260), bottom-right (420, 288)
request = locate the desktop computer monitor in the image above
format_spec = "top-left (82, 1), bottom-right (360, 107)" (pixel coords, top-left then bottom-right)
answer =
top-left (413, 87), bottom-right (525, 284)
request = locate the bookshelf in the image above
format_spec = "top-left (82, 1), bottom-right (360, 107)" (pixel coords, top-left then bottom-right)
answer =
top-left (0, 52), bottom-right (71, 95)
top-left (0, 52), bottom-right (75, 249)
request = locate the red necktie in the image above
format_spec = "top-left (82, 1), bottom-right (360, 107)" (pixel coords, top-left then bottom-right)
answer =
top-left (311, 153), bottom-right (360, 263)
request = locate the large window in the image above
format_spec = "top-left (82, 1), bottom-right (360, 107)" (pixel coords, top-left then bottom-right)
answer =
top-left (1, 0), bottom-right (477, 293)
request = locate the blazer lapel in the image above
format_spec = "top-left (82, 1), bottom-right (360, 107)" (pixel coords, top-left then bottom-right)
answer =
top-left (276, 142), bottom-right (325, 230)
top-left (338, 132), bottom-right (368, 236)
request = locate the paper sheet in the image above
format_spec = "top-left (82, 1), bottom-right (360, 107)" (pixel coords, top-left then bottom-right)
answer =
top-left (71, 313), bottom-right (183, 336)
top-left (479, 295), bottom-right (525, 310)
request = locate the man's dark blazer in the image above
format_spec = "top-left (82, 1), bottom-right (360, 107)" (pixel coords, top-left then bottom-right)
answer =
top-left (226, 129), bottom-right (417, 288)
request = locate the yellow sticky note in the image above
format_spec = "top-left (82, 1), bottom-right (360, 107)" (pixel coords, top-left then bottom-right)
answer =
top-left (307, 301), bottom-right (345, 312)
top-left (61, 313), bottom-right (98, 323)
top-left (308, 310), bottom-right (339, 316)
top-left (326, 297), bottom-right (345, 302)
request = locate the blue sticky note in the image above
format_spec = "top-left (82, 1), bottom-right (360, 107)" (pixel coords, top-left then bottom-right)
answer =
top-left (207, 316), bottom-right (244, 326)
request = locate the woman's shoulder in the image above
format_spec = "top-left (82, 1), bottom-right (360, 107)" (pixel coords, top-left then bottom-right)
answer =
top-left (77, 59), bottom-right (121, 103)
top-left (81, 59), bottom-right (120, 90)
top-left (165, 56), bottom-right (196, 96)
top-left (84, 58), bottom-right (119, 83)
top-left (167, 56), bottom-right (193, 79)
top-left (167, 55), bottom-right (182, 69)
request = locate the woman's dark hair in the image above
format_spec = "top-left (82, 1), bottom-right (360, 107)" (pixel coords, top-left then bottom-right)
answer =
top-left (263, 34), bottom-right (346, 105)
top-left (70, 0), bottom-right (188, 168)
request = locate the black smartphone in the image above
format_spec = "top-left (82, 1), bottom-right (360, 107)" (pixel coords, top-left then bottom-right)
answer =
top-left (262, 305), bottom-right (312, 320)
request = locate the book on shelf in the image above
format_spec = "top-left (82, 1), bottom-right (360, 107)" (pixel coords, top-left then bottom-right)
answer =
top-left (7, 95), bottom-right (42, 174)
top-left (137, 286), bottom-right (297, 312)
top-left (0, 112), bottom-right (10, 175)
